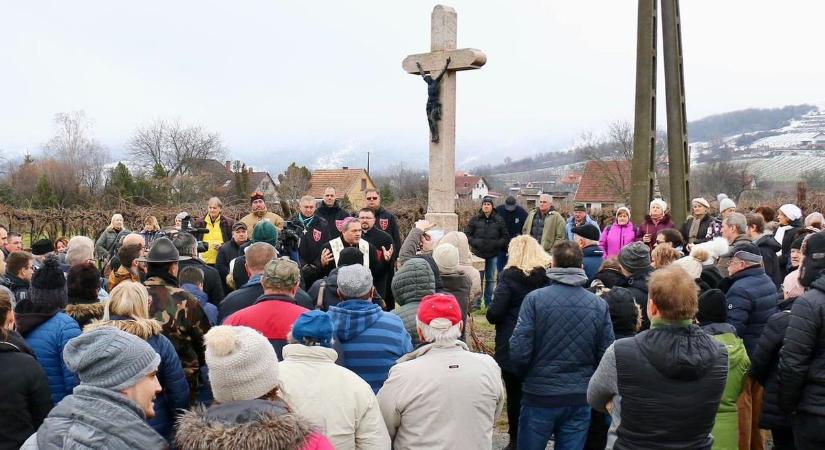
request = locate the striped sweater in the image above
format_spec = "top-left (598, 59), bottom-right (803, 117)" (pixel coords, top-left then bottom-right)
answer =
top-left (328, 300), bottom-right (413, 393)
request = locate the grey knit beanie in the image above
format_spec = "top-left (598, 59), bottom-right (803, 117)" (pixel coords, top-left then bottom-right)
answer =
top-left (337, 264), bottom-right (374, 298)
top-left (64, 327), bottom-right (160, 391)
top-left (618, 242), bottom-right (651, 273)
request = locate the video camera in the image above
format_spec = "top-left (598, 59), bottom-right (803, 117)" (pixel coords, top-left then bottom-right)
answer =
top-left (279, 220), bottom-right (303, 256)
top-left (179, 215), bottom-right (210, 253)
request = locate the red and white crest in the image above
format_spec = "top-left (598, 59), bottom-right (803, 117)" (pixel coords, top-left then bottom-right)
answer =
top-left (313, 229), bottom-right (322, 242)
top-left (379, 218), bottom-right (389, 230)
top-left (335, 220), bottom-right (345, 232)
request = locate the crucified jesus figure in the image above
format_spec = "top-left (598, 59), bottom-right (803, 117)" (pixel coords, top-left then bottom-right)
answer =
top-left (417, 57), bottom-right (451, 143)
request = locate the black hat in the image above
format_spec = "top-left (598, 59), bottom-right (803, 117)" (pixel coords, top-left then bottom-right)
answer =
top-left (32, 254), bottom-right (66, 291)
top-left (800, 232), bottom-right (825, 288)
top-left (338, 247), bottom-right (364, 267)
top-left (605, 287), bottom-right (640, 337)
top-left (730, 242), bottom-right (763, 264)
top-left (504, 196), bottom-right (517, 212)
top-left (232, 221), bottom-right (248, 231)
top-left (572, 224), bottom-right (600, 242)
top-left (137, 237), bottom-right (190, 263)
top-left (697, 289), bottom-right (726, 324)
top-left (31, 239), bottom-right (54, 256)
top-left (482, 196), bottom-right (494, 206)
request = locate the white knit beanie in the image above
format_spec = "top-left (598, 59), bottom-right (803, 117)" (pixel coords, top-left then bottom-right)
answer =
top-left (719, 197), bottom-right (736, 212)
top-left (205, 326), bottom-right (280, 403)
top-left (433, 243), bottom-right (460, 271)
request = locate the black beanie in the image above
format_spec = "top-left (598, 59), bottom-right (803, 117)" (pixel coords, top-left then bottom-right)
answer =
top-left (605, 287), bottom-right (640, 337)
top-left (800, 232), bottom-right (825, 288)
top-left (338, 247), bottom-right (364, 267)
top-left (697, 289), bottom-right (726, 324)
top-left (23, 254), bottom-right (68, 313)
top-left (32, 254), bottom-right (66, 290)
top-left (31, 239), bottom-right (54, 256)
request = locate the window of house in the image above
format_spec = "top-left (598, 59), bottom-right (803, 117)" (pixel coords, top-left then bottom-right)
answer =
top-left (464, 182), bottom-right (469, 187)
top-left (361, 179), bottom-right (367, 191)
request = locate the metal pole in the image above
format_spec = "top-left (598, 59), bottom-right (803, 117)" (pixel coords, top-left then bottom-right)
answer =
top-left (630, 0), bottom-right (658, 225)
top-left (661, 0), bottom-right (690, 224)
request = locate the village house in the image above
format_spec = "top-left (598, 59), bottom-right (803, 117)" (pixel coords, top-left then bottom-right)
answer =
top-left (306, 167), bottom-right (376, 210)
top-left (574, 160), bottom-right (632, 212)
top-left (455, 172), bottom-right (490, 200)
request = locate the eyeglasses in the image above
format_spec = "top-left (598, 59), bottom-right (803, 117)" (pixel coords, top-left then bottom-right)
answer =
top-left (366, 197), bottom-right (378, 200)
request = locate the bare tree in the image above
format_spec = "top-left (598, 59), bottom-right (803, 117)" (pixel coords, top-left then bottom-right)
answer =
top-left (372, 162), bottom-right (428, 201)
top-left (43, 111), bottom-right (109, 194)
top-left (691, 161), bottom-right (755, 202)
top-left (128, 119), bottom-right (225, 176)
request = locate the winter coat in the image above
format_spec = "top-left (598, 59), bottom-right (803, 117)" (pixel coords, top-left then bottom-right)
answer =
top-left (439, 270), bottom-right (471, 321)
top-left (509, 267), bottom-right (614, 403)
top-left (223, 293), bottom-right (309, 359)
top-left (377, 341), bottom-right (505, 450)
top-left (566, 214), bottom-right (601, 241)
top-left (700, 322), bottom-right (750, 450)
top-left (486, 266), bottom-right (548, 373)
top-left (316, 200), bottom-right (351, 239)
top-left (145, 275), bottom-right (211, 398)
top-left (290, 214), bottom-right (329, 287)
top-left (680, 214), bottom-right (716, 246)
top-left (108, 266), bottom-right (139, 291)
top-left (777, 222), bottom-right (802, 275)
top-left (465, 210), bottom-right (509, 259)
top-left (753, 234), bottom-right (783, 288)
top-left (778, 275), bottom-right (825, 416)
top-left (616, 268), bottom-right (653, 330)
top-left (599, 222), bottom-right (637, 258)
top-left (496, 204), bottom-right (529, 246)
top-left (215, 238), bottom-right (245, 293)
top-left (178, 258), bottom-right (225, 306)
top-left (522, 209), bottom-right (566, 253)
top-left (239, 211), bottom-right (285, 232)
top-left (85, 316), bottom-right (190, 442)
top-left (193, 214), bottom-right (235, 245)
top-left (390, 259), bottom-right (436, 347)
top-left (374, 206), bottom-right (402, 260)
top-left (17, 311), bottom-right (80, 404)
top-left (438, 232), bottom-right (482, 301)
top-left (587, 321), bottom-right (728, 450)
top-left (175, 398), bottom-right (333, 450)
top-left (0, 331), bottom-right (52, 450)
top-left (64, 302), bottom-right (105, 329)
top-left (2, 273), bottom-right (29, 307)
top-left (181, 283), bottom-right (218, 326)
top-left (582, 244), bottom-right (605, 284)
top-left (750, 297), bottom-right (795, 430)
top-left (306, 268), bottom-right (385, 312)
top-left (721, 265), bottom-right (779, 357)
top-left (280, 344), bottom-right (390, 450)
top-left (634, 214), bottom-right (676, 250)
top-left (602, 287), bottom-right (640, 339)
top-left (398, 228), bottom-right (426, 266)
top-left (329, 300), bottom-right (413, 393)
top-left (94, 226), bottom-right (129, 262)
top-left (21, 385), bottom-right (167, 450)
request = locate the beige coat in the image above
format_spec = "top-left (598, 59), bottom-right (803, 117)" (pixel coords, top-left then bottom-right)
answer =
top-left (239, 211), bottom-right (285, 231)
top-left (279, 344), bottom-right (390, 450)
top-left (438, 232), bottom-right (482, 301)
top-left (377, 341), bottom-right (504, 450)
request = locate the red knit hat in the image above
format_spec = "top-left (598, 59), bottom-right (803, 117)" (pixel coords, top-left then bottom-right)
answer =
top-left (418, 293), bottom-right (462, 325)
top-left (250, 191), bottom-right (265, 203)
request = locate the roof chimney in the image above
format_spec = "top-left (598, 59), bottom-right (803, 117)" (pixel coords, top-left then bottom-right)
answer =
top-left (225, 160), bottom-right (231, 172)
top-left (248, 167), bottom-right (253, 173)
top-left (342, 166), bottom-right (349, 170)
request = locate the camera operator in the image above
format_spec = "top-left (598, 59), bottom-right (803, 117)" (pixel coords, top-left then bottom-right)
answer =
top-left (172, 231), bottom-right (225, 306)
top-left (290, 195), bottom-right (330, 288)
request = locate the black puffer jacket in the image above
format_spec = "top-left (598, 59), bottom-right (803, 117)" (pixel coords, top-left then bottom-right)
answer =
top-left (464, 210), bottom-right (508, 259)
top-left (751, 297), bottom-right (795, 429)
top-left (316, 201), bottom-right (350, 240)
top-left (617, 268), bottom-right (652, 330)
top-left (680, 214), bottom-right (715, 246)
top-left (0, 331), bottom-right (53, 450)
top-left (753, 234), bottom-right (782, 288)
top-left (487, 266), bottom-right (548, 373)
top-left (779, 275), bottom-right (825, 416)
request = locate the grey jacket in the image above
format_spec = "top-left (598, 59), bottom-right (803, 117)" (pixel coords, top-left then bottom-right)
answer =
top-left (21, 385), bottom-right (166, 450)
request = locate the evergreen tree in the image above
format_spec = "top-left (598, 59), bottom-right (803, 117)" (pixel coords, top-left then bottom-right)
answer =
top-left (32, 175), bottom-right (58, 208)
top-left (107, 162), bottom-right (135, 201)
top-left (379, 183), bottom-right (396, 204)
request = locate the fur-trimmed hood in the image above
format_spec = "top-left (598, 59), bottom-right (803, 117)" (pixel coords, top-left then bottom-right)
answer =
top-left (65, 302), bottom-right (106, 327)
top-left (84, 316), bottom-right (163, 340)
top-left (175, 399), bottom-right (318, 450)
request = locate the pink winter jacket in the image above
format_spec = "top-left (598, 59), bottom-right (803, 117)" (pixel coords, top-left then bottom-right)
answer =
top-left (599, 222), bottom-right (638, 257)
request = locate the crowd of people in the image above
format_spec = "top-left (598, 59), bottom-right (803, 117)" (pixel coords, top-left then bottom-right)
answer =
top-left (2, 186), bottom-right (825, 450)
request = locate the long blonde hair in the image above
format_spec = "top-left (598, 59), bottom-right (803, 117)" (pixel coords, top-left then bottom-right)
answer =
top-left (105, 281), bottom-right (151, 320)
top-left (505, 235), bottom-right (552, 274)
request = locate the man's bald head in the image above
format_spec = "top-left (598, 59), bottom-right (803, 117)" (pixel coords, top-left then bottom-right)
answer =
top-left (122, 233), bottom-right (144, 247)
top-left (245, 242), bottom-right (277, 275)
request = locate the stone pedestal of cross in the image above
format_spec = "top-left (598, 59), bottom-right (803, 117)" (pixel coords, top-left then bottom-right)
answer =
top-left (402, 5), bottom-right (486, 231)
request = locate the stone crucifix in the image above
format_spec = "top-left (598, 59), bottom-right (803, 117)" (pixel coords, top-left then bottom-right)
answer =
top-left (402, 5), bottom-right (486, 231)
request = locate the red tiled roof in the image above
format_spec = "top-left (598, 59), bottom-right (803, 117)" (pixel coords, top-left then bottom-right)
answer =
top-left (574, 160), bottom-right (632, 203)
top-left (307, 169), bottom-right (371, 199)
top-left (455, 174), bottom-right (482, 196)
top-left (561, 172), bottom-right (582, 184)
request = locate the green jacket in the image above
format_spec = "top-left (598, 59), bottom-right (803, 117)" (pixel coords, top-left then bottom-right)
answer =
top-left (702, 323), bottom-right (750, 450)
top-left (522, 209), bottom-right (566, 253)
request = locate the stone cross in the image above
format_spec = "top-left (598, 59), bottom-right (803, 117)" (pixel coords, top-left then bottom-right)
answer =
top-left (402, 5), bottom-right (486, 231)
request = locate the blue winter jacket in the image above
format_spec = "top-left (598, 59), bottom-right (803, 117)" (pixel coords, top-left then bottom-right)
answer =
top-left (723, 265), bottom-right (780, 357)
top-left (21, 312), bottom-right (80, 404)
top-left (581, 245), bottom-right (605, 285)
top-left (566, 215), bottom-right (601, 240)
top-left (328, 299), bottom-right (413, 393)
top-left (509, 267), bottom-right (614, 406)
top-left (85, 316), bottom-right (190, 442)
top-left (182, 283), bottom-right (218, 326)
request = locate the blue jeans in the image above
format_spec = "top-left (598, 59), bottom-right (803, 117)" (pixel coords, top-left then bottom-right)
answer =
top-left (496, 250), bottom-right (508, 272)
top-left (518, 404), bottom-right (590, 450)
top-left (480, 256), bottom-right (497, 307)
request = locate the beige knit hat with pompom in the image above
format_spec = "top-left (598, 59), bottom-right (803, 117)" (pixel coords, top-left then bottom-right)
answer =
top-left (204, 325), bottom-right (280, 403)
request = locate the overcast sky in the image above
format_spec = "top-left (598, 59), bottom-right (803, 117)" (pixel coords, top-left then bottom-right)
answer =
top-left (1, 1), bottom-right (823, 173)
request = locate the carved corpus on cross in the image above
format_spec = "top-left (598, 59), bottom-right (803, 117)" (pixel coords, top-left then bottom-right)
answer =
top-left (402, 4), bottom-right (486, 231)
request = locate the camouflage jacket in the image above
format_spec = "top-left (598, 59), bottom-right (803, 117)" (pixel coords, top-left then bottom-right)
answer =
top-left (145, 276), bottom-right (211, 401)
